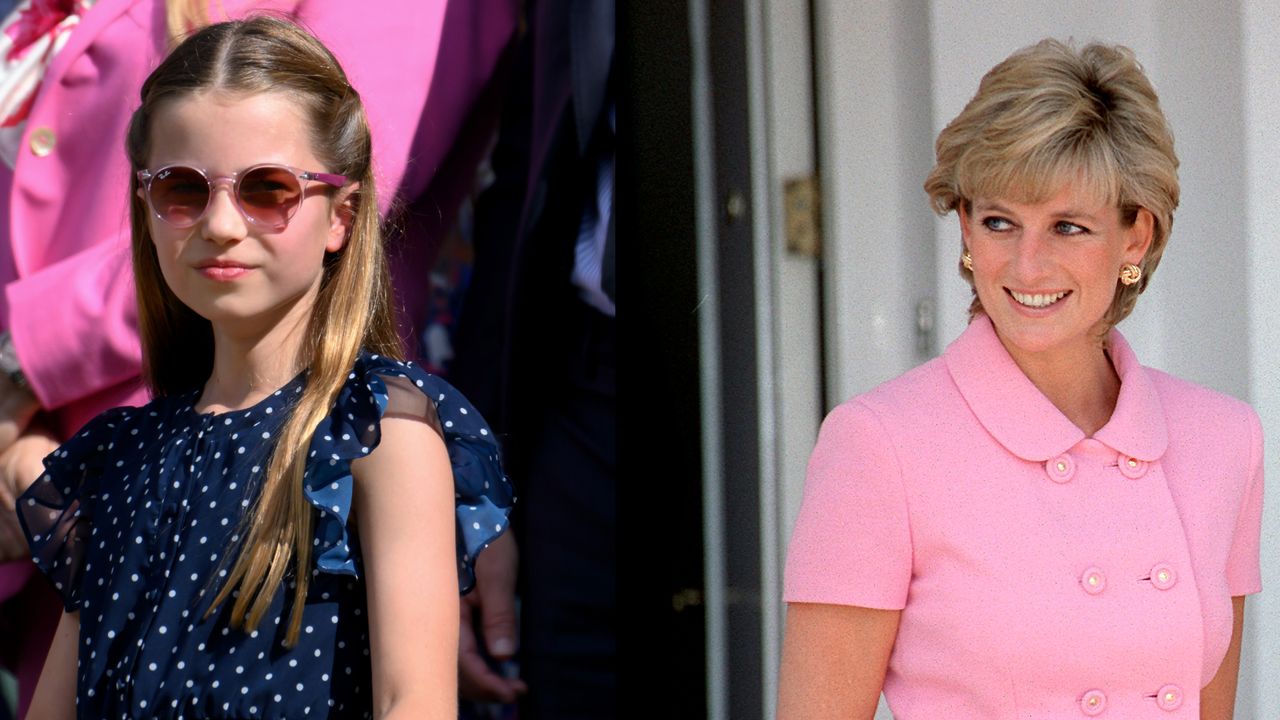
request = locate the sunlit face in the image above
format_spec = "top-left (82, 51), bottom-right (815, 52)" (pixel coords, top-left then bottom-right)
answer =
top-left (142, 90), bottom-right (351, 338)
top-left (959, 185), bottom-right (1153, 366)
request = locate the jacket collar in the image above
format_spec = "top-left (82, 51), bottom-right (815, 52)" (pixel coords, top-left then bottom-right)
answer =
top-left (943, 315), bottom-right (1168, 462)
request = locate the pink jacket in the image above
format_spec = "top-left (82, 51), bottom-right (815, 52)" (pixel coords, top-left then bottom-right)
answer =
top-left (785, 315), bottom-right (1264, 718)
top-left (0, 0), bottom-right (515, 710)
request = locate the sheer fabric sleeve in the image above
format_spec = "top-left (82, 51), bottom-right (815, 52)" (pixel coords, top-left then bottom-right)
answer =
top-left (17, 407), bottom-right (129, 610)
top-left (303, 354), bottom-right (513, 593)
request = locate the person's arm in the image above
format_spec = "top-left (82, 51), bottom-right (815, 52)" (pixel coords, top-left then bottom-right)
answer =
top-left (24, 610), bottom-right (79, 720)
top-left (353, 413), bottom-right (459, 720)
top-left (0, 369), bottom-right (38, 455)
top-left (777, 603), bottom-right (899, 720)
top-left (0, 426), bottom-right (59, 561)
top-left (7, 229), bottom-right (143, 418)
top-left (1200, 595), bottom-right (1246, 720)
top-left (458, 531), bottom-right (526, 702)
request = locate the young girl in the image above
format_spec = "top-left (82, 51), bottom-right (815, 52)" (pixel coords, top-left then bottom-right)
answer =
top-left (16, 16), bottom-right (511, 720)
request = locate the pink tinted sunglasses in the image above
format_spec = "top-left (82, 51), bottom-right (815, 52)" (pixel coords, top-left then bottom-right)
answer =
top-left (137, 163), bottom-right (348, 231)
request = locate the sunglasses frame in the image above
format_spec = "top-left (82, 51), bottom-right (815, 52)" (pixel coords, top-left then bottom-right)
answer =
top-left (136, 163), bottom-right (348, 231)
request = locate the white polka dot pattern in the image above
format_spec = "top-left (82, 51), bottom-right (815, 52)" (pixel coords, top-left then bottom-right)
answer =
top-left (16, 352), bottom-right (513, 718)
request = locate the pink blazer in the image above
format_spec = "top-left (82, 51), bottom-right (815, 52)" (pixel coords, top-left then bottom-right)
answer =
top-left (0, 0), bottom-right (515, 711)
top-left (785, 315), bottom-right (1264, 719)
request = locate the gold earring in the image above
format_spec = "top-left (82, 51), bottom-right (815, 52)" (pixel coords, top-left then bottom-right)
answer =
top-left (1119, 263), bottom-right (1142, 286)
top-left (962, 251), bottom-right (973, 271)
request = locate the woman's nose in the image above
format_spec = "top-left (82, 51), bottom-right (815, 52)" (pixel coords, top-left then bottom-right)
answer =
top-left (1012, 229), bottom-right (1051, 276)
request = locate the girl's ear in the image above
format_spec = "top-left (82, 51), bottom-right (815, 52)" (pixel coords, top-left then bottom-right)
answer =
top-left (327, 182), bottom-right (359, 253)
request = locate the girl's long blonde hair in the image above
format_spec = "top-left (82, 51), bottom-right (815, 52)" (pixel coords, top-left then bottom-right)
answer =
top-left (125, 16), bottom-right (402, 647)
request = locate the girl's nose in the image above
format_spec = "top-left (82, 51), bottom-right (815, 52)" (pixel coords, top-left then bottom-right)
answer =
top-left (201, 180), bottom-right (248, 244)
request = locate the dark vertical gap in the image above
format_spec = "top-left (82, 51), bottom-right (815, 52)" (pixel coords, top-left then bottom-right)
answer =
top-left (805, 0), bottom-right (829, 415)
top-left (617, 1), bottom-right (706, 717)
top-left (708, 0), bottom-right (764, 717)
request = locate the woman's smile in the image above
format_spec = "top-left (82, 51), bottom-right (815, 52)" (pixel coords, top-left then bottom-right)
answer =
top-left (1006, 288), bottom-right (1071, 310)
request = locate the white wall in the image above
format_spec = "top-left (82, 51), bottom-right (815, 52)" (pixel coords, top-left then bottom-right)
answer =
top-left (811, 0), bottom-right (1277, 715)
top-left (817, 0), bottom-right (938, 408)
top-left (1240, 2), bottom-right (1280, 714)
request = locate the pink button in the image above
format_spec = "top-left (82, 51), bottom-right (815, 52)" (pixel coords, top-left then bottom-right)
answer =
top-left (1080, 567), bottom-right (1107, 595)
top-left (1080, 689), bottom-right (1107, 716)
top-left (1149, 564), bottom-right (1177, 591)
top-left (1156, 684), bottom-right (1182, 711)
top-left (1118, 455), bottom-right (1148, 479)
top-left (1046, 454), bottom-right (1075, 483)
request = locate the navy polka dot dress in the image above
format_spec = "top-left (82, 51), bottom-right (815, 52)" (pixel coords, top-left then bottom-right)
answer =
top-left (18, 352), bottom-right (513, 719)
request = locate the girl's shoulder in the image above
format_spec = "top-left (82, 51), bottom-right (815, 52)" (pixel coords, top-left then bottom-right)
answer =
top-left (304, 350), bottom-right (512, 592)
top-left (20, 394), bottom-right (193, 611)
top-left (46, 391), bottom-right (192, 470)
top-left (318, 351), bottom-right (497, 448)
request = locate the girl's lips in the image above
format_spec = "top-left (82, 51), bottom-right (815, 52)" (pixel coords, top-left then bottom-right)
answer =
top-left (196, 264), bottom-right (253, 281)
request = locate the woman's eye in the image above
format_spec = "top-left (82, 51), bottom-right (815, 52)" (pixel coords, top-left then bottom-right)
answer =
top-left (981, 216), bottom-right (1012, 231)
top-left (1055, 221), bottom-right (1088, 235)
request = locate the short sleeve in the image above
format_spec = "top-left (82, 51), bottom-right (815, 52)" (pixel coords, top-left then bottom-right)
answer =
top-left (17, 407), bottom-right (130, 611)
top-left (1225, 407), bottom-right (1264, 595)
top-left (303, 353), bottom-right (513, 594)
top-left (783, 400), bottom-right (912, 610)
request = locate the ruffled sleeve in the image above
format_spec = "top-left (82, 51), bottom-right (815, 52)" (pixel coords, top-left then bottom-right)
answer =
top-left (17, 407), bottom-right (130, 611)
top-left (304, 353), bottom-right (513, 593)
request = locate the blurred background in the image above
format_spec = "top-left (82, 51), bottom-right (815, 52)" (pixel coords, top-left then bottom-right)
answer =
top-left (627, 0), bottom-right (1280, 717)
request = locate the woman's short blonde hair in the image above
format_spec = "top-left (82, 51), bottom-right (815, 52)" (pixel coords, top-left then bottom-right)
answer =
top-left (923, 38), bottom-right (1179, 328)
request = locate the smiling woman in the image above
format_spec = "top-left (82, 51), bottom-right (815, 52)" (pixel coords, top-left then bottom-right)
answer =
top-left (777, 39), bottom-right (1262, 720)
top-left (958, 188), bottom-right (1153, 428)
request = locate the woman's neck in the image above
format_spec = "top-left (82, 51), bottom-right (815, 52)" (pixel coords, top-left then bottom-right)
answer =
top-left (1002, 335), bottom-right (1121, 438)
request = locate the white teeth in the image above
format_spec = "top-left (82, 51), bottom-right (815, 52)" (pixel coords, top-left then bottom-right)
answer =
top-left (1010, 290), bottom-right (1068, 308)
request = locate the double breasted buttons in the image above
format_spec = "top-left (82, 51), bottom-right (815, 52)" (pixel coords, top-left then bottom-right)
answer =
top-left (28, 127), bottom-right (55, 157)
top-left (1156, 684), bottom-right (1183, 711)
top-left (1080, 689), bottom-right (1107, 716)
top-left (1149, 563), bottom-right (1177, 591)
top-left (1080, 567), bottom-right (1107, 595)
top-left (1046, 454), bottom-right (1075, 483)
top-left (1118, 455), bottom-right (1147, 479)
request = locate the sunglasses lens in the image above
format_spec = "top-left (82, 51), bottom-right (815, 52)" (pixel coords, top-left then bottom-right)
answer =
top-left (148, 166), bottom-right (209, 227)
top-left (238, 165), bottom-right (303, 228)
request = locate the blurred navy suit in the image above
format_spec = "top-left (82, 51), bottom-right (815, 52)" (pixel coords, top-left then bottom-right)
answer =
top-left (450, 0), bottom-right (615, 717)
